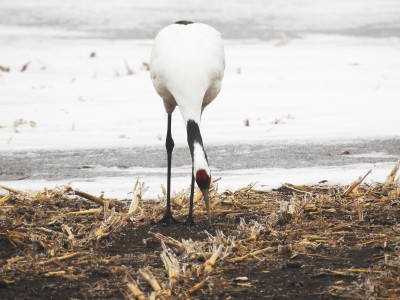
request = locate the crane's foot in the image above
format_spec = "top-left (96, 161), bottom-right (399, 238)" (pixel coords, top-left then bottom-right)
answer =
top-left (157, 212), bottom-right (180, 226)
top-left (182, 216), bottom-right (196, 226)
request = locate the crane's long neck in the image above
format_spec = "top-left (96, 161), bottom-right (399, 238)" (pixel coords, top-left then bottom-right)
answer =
top-left (187, 119), bottom-right (212, 226)
top-left (186, 119), bottom-right (210, 184)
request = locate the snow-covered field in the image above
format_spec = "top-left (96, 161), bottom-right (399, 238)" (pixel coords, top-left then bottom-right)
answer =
top-left (2, 162), bottom-right (397, 199)
top-left (1, 0), bottom-right (399, 199)
top-left (1, 33), bottom-right (399, 150)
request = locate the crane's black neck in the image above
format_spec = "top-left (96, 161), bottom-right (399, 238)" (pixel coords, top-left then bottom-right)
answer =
top-left (187, 119), bottom-right (210, 190)
top-left (186, 119), bottom-right (207, 160)
top-left (175, 20), bottom-right (194, 25)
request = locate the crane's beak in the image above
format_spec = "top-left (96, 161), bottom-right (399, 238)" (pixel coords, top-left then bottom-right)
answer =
top-left (201, 188), bottom-right (212, 226)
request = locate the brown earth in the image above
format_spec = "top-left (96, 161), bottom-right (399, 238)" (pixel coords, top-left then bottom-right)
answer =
top-left (0, 171), bottom-right (399, 300)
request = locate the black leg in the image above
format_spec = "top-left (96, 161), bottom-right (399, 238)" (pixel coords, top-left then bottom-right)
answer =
top-left (183, 168), bottom-right (196, 226)
top-left (158, 113), bottom-right (179, 225)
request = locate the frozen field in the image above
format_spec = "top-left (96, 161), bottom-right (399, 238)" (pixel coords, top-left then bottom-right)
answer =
top-left (1, 141), bottom-right (400, 199)
top-left (1, 0), bottom-right (400, 39)
top-left (1, 0), bottom-right (399, 198)
top-left (1, 35), bottom-right (399, 150)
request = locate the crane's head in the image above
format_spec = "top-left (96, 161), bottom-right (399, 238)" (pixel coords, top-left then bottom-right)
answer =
top-left (196, 169), bottom-right (212, 226)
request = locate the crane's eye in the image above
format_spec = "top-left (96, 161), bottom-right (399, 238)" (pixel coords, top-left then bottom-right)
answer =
top-left (195, 169), bottom-right (210, 190)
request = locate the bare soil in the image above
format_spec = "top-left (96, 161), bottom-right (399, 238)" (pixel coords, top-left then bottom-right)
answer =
top-left (0, 174), bottom-right (399, 299)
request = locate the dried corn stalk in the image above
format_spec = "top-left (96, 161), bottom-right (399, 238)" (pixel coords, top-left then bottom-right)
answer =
top-left (150, 232), bottom-right (184, 249)
top-left (343, 170), bottom-right (371, 196)
top-left (0, 185), bottom-right (26, 196)
top-left (181, 238), bottom-right (198, 260)
top-left (0, 194), bottom-right (11, 205)
top-left (126, 273), bottom-right (146, 300)
top-left (139, 268), bottom-right (161, 292)
top-left (160, 242), bottom-right (181, 289)
top-left (128, 179), bottom-right (148, 216)
top-left (188, 277), bottom-right (209, 294)
top-left (197, 244), bottom-right (224, 276)
top-left (384, 161), bottom-right (400, 186)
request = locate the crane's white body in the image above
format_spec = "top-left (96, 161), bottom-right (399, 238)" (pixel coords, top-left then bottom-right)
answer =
top-left (150, 23), bottom-right (225, 124)
top-left (150, 22), bottom-right (224, 225)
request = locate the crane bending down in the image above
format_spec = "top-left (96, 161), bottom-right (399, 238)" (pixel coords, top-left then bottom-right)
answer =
top-left (150, 21), bottom-right (225, 225)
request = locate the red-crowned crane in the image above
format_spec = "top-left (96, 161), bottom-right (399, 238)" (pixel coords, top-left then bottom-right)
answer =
top-left (150, 21), bottom-right (225, 225)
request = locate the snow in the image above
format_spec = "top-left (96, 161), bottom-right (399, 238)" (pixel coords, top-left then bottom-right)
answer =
top-left (1, 0), bottom-right (400, 39)
top-left (1, 162), bottom-right (396, 200)
top-left (1, 34), bottom-right (399, 150)
top-left (1, 0), bottom-right (400, 199)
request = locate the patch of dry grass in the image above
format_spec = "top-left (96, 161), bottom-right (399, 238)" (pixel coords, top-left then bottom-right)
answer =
top-left (0, 162), bottom-right (399, 299)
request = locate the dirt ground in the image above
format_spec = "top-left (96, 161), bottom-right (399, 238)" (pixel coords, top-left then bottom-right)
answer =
top-left (0, 170), bottom-right (399, 299)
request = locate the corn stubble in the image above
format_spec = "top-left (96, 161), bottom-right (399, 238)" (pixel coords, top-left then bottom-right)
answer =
top-left (0, 162), bottom-right (399, 299)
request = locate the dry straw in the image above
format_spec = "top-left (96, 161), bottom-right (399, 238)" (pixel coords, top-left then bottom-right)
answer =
top-left (1, 163), bottom-right (399, 299)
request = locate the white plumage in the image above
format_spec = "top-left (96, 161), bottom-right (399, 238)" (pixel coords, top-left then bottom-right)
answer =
top-left (150, 22), bottom-right (225, 225)
top-left (151, 22), bottom-right (225, 121)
